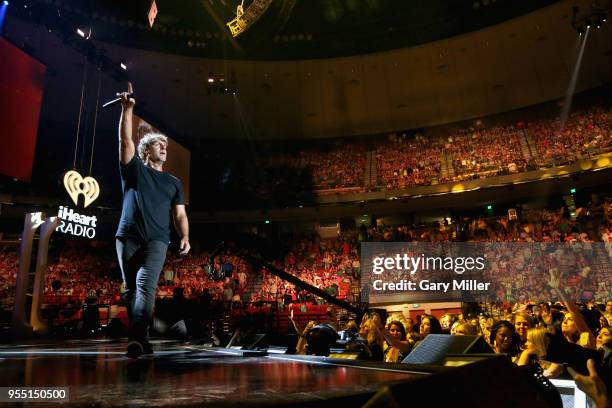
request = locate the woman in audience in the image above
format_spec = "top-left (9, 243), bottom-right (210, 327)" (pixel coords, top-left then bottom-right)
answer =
top-left (419, 314), bottom-right (442, 338)
top-left (596, 326), bottom-right (611, 374)
top-left (289, 308), bottom-right (317, 355)
top-left (517, 326), bottom-right (550, 367)
top-left (561, 302), bottom-right (596, 349)
top-left (406, 329), bottom-right (421, 349)
top-left (596, 326), bottom-right (611, 351)
top-left (440, 313), bottom-right (457, 334)
top-left (480, 317), bottom-right (495, 343)
top-left (451, 320), bottom-right (478, 336)
top-left (489, 320), bottom-right (520, 360)
top-left (358, 315), bottom-right (385, 361)
top-left (514, 311), bottom-right (534, 350)
top-left (382, 321), bottom-right (410, 363)
top-left (517, 326), bottom-right (569, 378)
top-left (563, 313), bottom-right (584, 344)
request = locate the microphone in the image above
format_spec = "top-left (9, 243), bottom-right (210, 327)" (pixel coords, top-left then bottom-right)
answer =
top-left (102, 92), bottom-right (134, 109)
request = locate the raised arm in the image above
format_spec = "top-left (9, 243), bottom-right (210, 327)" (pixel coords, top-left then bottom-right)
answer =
top-left (289, 308), bottom-right (303, 335)
top-left (563, 300), bottom-right (596, 349)
top-left (172, 204), bottom-right (190, 255)
top-left (380, 326), bottom-right (412, 354)
top-left (118, 82), bottom-right (136, 165)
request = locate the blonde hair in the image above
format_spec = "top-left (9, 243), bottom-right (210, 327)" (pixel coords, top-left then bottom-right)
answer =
top-left (295, 320), bottom-right (317, 355)
top-left (360, 317), bottom-right (384, 347)
top-left (526, 327), bottom-right (550, 358)
top-left (138, 133), bottom-right (168, 161)
top-left (451, 320), bottom-right (478, 336)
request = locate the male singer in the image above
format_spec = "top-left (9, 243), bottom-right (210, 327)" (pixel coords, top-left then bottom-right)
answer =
top-left (115, 82), bottom-right (190, 358)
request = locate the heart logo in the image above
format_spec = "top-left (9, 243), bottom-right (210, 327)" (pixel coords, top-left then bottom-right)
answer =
top-left (63, 170), bottom-right (100, 208)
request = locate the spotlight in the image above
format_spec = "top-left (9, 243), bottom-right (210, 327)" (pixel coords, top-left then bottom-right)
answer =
top-left (120, 62), bottom-right (127, 70)
top-left (3, 1), bottom-right (8, 5)
top-left (207, 77), bottom-right (214, 83)
top-left (76, 28), bottom-right (91, 39)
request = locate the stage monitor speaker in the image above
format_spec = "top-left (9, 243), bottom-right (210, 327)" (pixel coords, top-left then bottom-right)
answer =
top-left (402, 334), bottom-right (492, 365)
top-left (365, 356), bottom-right (562, 408)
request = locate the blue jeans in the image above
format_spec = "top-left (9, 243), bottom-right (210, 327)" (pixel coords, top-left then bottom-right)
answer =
top-left (116, 238), bottom-right (168, 341)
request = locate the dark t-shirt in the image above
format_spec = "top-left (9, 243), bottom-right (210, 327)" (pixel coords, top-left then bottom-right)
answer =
top-left (116, 155), bottom-right (184, 244)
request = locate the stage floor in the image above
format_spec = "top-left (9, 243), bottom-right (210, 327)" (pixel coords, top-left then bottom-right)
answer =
top-left (0, 339), bottom-right (424, 407)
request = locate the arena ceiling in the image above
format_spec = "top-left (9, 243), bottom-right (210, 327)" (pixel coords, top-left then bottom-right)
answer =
top-left (4, 0), bottom-right (612, 143)
top-left (9, 0), bottom-right (562, 60)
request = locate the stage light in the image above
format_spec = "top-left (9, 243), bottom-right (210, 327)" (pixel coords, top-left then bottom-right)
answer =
top-left (570, 188), bottom-right (576, 194)
top-left (207, 77), bottom-right (214, 83)
top-left (0, 0), bottom-right (8, 31)
top-left (120, 62), bottom-right (127, 70)
top-left (486, 205), bottom-right (493, 210)
top-left (264, 220), bottom-right (270, 224)
top-left (76, 28), bottom-right (92, 39)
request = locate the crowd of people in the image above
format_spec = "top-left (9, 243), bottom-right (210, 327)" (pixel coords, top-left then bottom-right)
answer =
top-left (0, 247), bottom-right (19, 311)
top-left (285, 298), bottom-right (611, 406)
top-left (251, 231), bottom-right (360, 305)
top-left (443, 125), bottom-right (527, 181)
top-left (157, 251), bottom-right (252, 303)
top-left (250, 105), bottom-right (610, 193)
top-left (1, 192), bottom-right (610, 314)
top-left (366, 196), bottom-right (612, 304)
top-left (1, 204), bottom-right (612, 403)
top-left (528, 107), bottom-right (612, 166)
top-left (42, 247), bottom-right (121, 305)
top-left (355, 301), bottom-right (610, 406)
top-left (301, 144), bottom-right (367, 190)
top-left (375, 133), bottom-right (443, 189)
